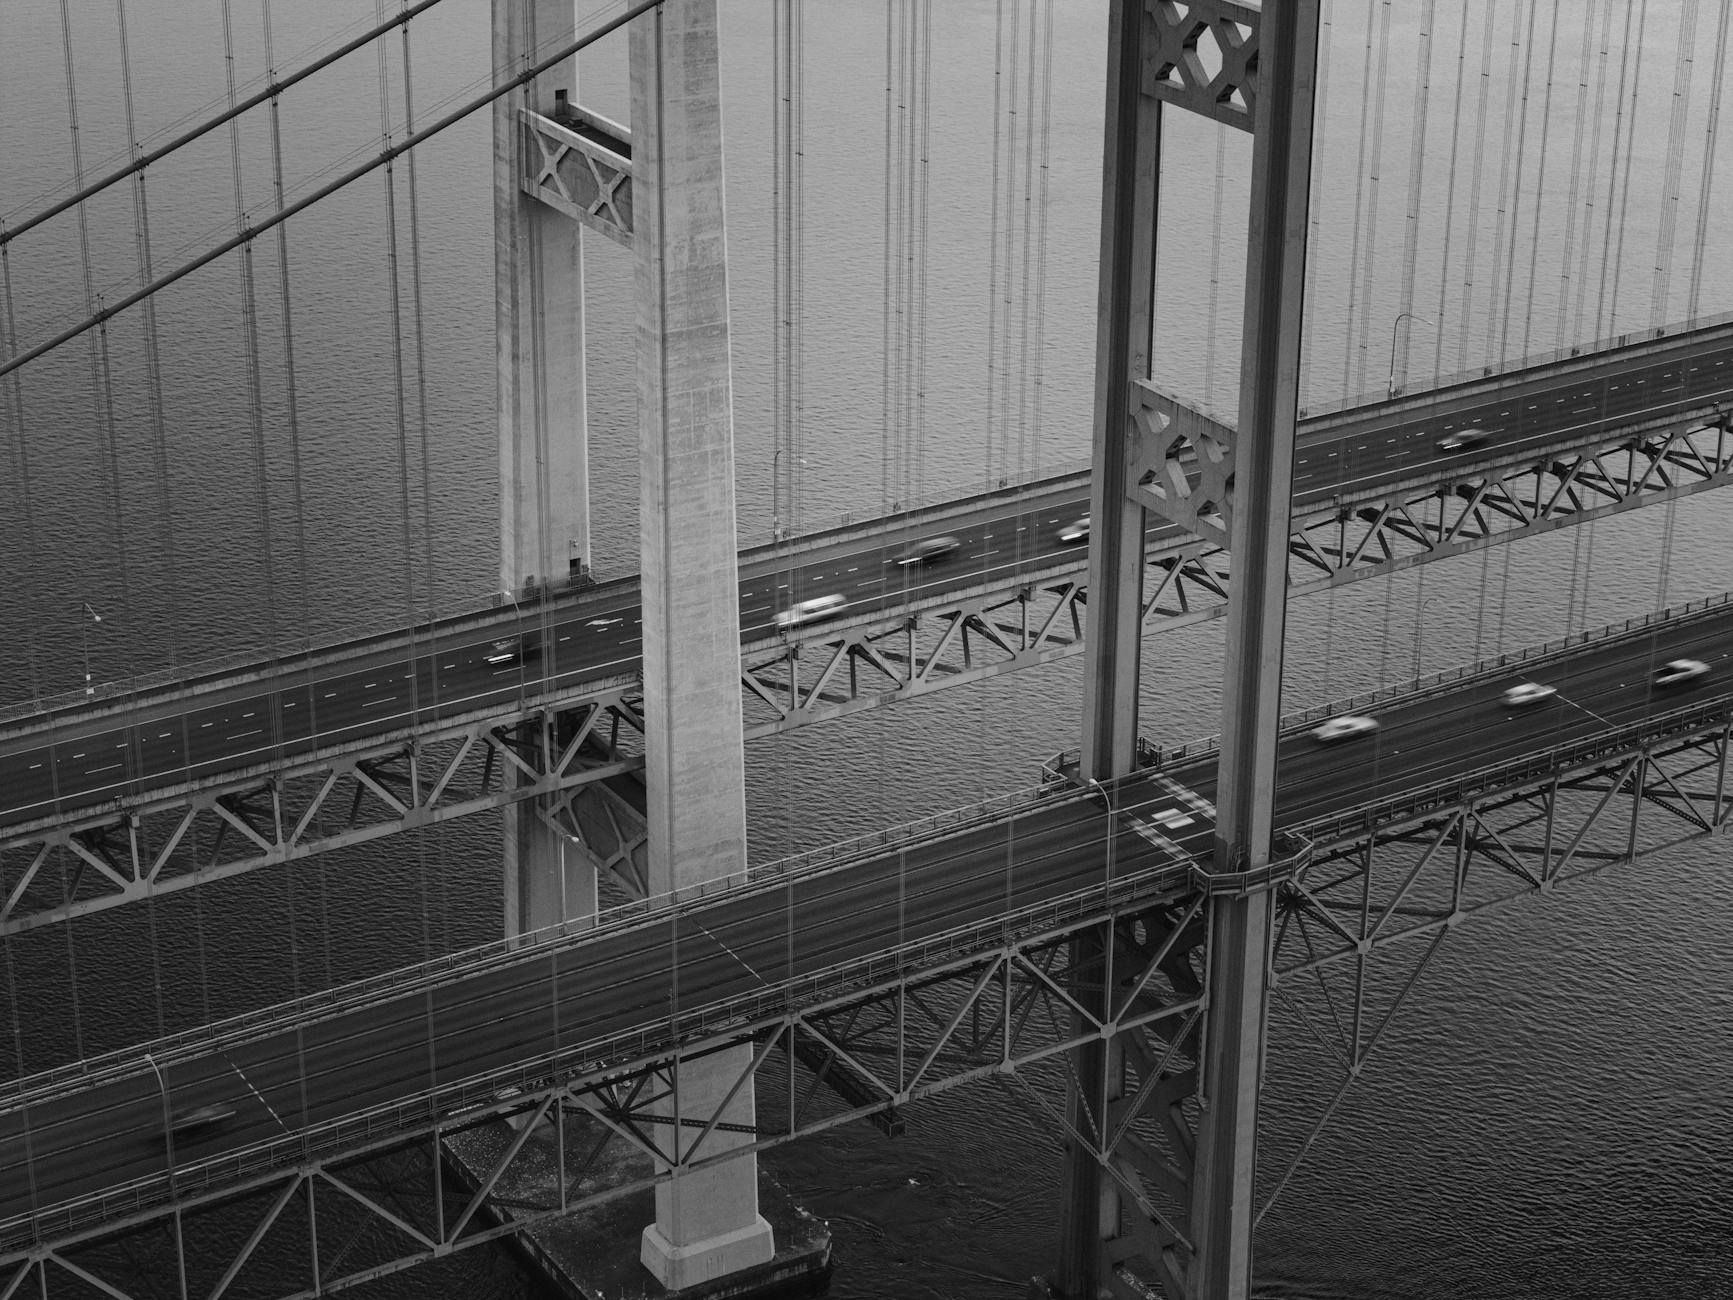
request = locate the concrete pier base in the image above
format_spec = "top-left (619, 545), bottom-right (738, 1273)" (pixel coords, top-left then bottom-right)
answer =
top-left (443, 1110), bottom-right (831, 1299)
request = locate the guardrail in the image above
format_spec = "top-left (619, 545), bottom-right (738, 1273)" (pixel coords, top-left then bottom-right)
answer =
top-left (1297, 310), bottom-right (1733, 421)
top-left (0, 774), bottom-right (1102, 1113)
top-left (0, 854), bottom-right (1207, 1254)
top-left (0, 574), bottom-right (631, 734)
top-left (1295, 697), bottom-right (1733, 845)
top-left (1043, 590), bottom-right (1733, 783)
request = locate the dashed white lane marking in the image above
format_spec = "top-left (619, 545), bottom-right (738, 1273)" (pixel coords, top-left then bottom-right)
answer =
top-left (221, 1054), bottom-right (287, 1131)
top-left (692, 921), bottom-right (767, 986)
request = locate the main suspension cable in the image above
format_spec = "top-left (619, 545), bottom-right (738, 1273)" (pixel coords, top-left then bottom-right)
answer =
top-left (0, 0), bottom-right (660, 387)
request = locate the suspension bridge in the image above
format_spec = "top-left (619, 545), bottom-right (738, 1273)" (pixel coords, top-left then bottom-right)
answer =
top-left (1, 2), bottom-right (1730, 1298)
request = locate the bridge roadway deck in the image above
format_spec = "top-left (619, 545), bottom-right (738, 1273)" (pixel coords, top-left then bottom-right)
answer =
top-left (3, 595), bottom-right (1730, 1236)
top-left (3, 325), bottom-right (1731, 832)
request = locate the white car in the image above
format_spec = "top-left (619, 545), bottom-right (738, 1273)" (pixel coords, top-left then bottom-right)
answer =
top-left (1501, 682), bottom-right (1557, 708)
top-left (1058, 515), bottom-right (1091, 544)
top-left (1654, 658), bottom-right (1709, 688)
top-left (1311, 714), bottom-right (1378, 744)
top-left (775, 594), bottom-right (848, 631)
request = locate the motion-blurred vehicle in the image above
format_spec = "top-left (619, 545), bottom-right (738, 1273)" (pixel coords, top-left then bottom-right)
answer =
top-left (165, 1103), bottom-right (235, 1139)
top-left (1057, 516), bottom-right (1091, 544)
top-left (894, 535), bottom-right (962, 566)
top-left (775, 594), bottom-right (848, 631)
top-left (1654, 658), bottom-right (1709, 687)
top-left (484, 634), bottom-right (540, 666)
top-left (1310, 714), bottom-right (1378, 744)
top-left (1501, 681), bottom-right (1557, 708)
top-left (1434, 426), bottom-right (1491, 454)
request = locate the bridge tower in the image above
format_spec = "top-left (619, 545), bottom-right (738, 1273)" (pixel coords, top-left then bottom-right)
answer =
top-left (1068, 2), bottom-right (1320, 1296)
top-left (495, 0), bottom-right (775, 1289)
top-left (494, 0), bottom-right (597, 937)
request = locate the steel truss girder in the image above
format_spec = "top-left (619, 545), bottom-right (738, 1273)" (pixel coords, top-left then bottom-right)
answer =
top-left (1251, 707), bottom-right (1733, 1227)
top-left (0, 881), bottom-right (1220, 1300)
top-left (0, 684), bottom-right (647, 937)
top-left (740, 579), bottom-right (1088, 735)
top-left (748, 413), bottom-right (1733, 737)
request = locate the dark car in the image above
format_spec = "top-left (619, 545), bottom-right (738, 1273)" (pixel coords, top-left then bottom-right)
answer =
top-left (894, 535), bottom-right (962, 566)
top-left (483, 634), bottom-right (540, 666)
top-left (1435, 427), bottom-right (1491, 454)
top-left (165, 1103), bottom-right (235, 1139)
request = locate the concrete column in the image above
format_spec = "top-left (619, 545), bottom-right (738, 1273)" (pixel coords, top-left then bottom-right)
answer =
top-left (1191, 4), bottom-right (1322, 1298)
top-left (1079, 0), bottom-right (1160, 787)
top-left (631, 0), bottom-right (750, 896)
top-left (640, 1044), bottom-right (774, 1289)
top-left (494, 0), bottom-right (596, 938)
top-left (629, 2), bottom-right (772, 1286)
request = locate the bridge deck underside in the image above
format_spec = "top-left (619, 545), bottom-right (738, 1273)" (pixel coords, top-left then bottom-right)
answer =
top-left (5, 590), bottom-right (1733, 1287)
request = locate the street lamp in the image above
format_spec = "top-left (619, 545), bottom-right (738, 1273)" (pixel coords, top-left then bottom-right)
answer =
top-left (1387, 313), bottom-right (1435, 399)
top-left (142, 1051), bottom-right (177, 1189)
top-left (79, 602), bottom-right (102, 695)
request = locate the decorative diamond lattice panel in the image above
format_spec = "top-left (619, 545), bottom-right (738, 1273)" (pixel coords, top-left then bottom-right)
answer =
top-left (1144, 0), bottom-right (1260, 131)
top-left (1128, 378), bottom-right (1237, 543)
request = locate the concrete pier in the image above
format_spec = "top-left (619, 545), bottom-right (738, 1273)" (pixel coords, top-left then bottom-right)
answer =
top-left (629, 1), bottom-right (772, 1285)
top-left (443, 1113), bottom-right (832, 1300)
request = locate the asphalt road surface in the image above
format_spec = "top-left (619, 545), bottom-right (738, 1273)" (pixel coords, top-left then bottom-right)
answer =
top-left (3, 330), bottom-right (1729, 831)
top-left (2, 601), bottom-right (1728, 1230)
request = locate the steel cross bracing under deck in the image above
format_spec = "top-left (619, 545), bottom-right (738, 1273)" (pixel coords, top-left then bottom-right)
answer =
top-left (0, 679), bottom-right (649, 936)
top-left (744, 403), bottom-right (1733, 734)
top-left (7, 678), bottom-right (1731, 1300)
top-left (1249, 696), bottom-right (1733, 1231)
top-left (3, 337), bottom-right (1731, 934)
top-left (0, 840), bottom-right (1242, 1300)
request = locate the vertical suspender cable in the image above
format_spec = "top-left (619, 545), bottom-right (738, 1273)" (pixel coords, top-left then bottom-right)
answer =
top-left (1345, 0), bottom-right (1393, 399)
top-left (116, 0), bottom-right (183, 679)
top-left (1685, 0), bottom-right (1730, 321)
top-left (1482, 2), bottom-right (1529, 372)
top-left (1593, 0), bottom-right (1643, 338)
top-left (398, 5), bottom-right (438, 622)
top-left (1026, 0), bottom-right (1054, 473)
top-left (998, 0), bottom-right (1024, 485)
top-left (1393, 0), bottom-right (1436, 369)
top-left (1300, 0), bottom-right (1333, 405)
top-left (1336, 0), bottom-right (1379, 399)
top-left (984, 0), bottom-right (1008, 487)
top-left (1014, 0), bottom-right (1042, 477)
top-left (1429, 0), bottom-right (1469, 390)
top-left (880, 3), bottom-right (896, 515)
top-left (372, 4), bottom-right (422, 652)
top-left (912, 1), bottom-right (932, 505)
top-left (0, 251), bottom-right (46, 704)
top-left (1553, 0), bottom-right (1598, 351)
top-left (1453, 6), bottom-right (1498, 378)
top-left (1651, 0), bottom-right (1699, 612)
top-left (1649, 0), bottom-right (1699, 327)
top-left (1201, 125), bottom-right (1228, 407)
top-left (1514, 1), bottom-right (1561, 361)
top-left (222, 0), bottom-right (278, 646)
top-left (1605, 0), bottom-right (1649, 334)
top-left (1571, 0), bottom-right (1618, 344)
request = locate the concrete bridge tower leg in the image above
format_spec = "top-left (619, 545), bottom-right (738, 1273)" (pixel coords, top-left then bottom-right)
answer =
top-left (494, 0), bottom-right (598, 938)
top-left (1063, 2), bottom-right (1320, 1296)
top-left (1191, 4), bottom-right (1320, 1295)
top-left (630, 1), bottom-right (776, 1289)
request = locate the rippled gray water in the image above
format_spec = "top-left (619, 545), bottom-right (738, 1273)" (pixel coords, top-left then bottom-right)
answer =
top-left (2, 2), bottom-right (1731, 1295)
